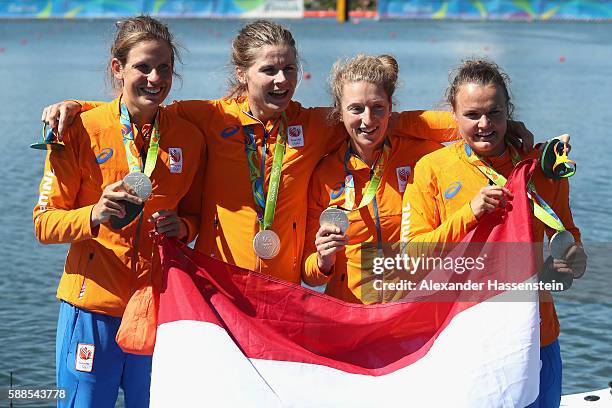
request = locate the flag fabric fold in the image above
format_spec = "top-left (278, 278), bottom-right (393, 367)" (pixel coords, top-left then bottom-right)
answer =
top-left (150, 159), bottom-right (541, 408)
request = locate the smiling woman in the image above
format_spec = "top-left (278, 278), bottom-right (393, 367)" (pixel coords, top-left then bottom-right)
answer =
top-left (32, 16), bottom-right (206, 407)
top-left (301, 54), bottom-right (446, 303)
top-left (401, 58), bottom-right (588, 408)
top-left (40, 20), bottom-right (459, 284)
top-left (111, 40), bottom-right (173, 127)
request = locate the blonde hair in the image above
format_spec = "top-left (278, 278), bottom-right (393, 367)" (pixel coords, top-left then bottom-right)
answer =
top-left (329, 54), bottom-right (399, 122)
top-left (227, 20), bottom-right (298, 98)
top-left (109, 15), bottom-right (181, 91)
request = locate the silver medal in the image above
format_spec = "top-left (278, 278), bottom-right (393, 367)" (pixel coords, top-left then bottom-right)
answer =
top-left (253, 230), bottom-right (281, 259)
top-left (549, 230), bottom-right (575, 259)
top-left (319, 208), bottom-right (349, 234)
top-left (123, 172), bottom-right (152, 201)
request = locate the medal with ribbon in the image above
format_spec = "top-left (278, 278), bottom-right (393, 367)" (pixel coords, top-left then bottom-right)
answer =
top-left (110, 99), bottom-right (161, 229)
top-left (244, 112), bottom-right (288, 259)
top-left (463, 142), bottom-right (576, 290)
top-left (320, 140), bottom-right (391, 254)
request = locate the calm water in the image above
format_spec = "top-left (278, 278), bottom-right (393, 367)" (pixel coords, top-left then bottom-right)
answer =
top-left (0, 19), bottom-right (610, 406)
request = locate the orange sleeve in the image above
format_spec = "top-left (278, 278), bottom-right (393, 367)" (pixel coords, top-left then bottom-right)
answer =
top-left (177, 134), bottom-right (207, 244)
top-left (74, 100), bottom-right (105, 112)
top-left (302, 171), bottom-right (334, 287)
top-left (402, 159), bottom-right (478, 248)
top-left (394, 110), bottom-right (459, 143)
top-left (548, 178), bottom-right (582, 244)
top-left (165, 100), bottom-right (213, 128)
top-left (33, 124), bottom-right (97, 244)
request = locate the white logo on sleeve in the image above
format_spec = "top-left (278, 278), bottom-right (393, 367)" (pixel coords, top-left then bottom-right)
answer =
top-left (37, 170), bottom-right (55, 213)
top-left (75, 343), bottom-right (95, 372)
top-left (396, 166), bottom-right (412, 193)
top-left (168, 148), bottom-right (183, 173)
top-left (287, 125), bottom-right (304, 148)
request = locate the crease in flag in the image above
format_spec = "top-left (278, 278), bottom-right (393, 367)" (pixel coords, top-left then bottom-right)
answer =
top-left (150, 159), bottom-right (542, 408)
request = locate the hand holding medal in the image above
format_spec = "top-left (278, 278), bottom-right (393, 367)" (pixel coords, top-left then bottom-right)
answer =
top-left (106, 101), bottom-right (160, 230)
top-left (315, 208), bottom-right (350, 274)
top-left (91, 178), bottom-right (144, 228)
top-left (549, 231), bottom-right (587, 279)
top-left (541, 230), bottom-right (587, 291)
top-left (108, 172), bottom-right (152, 229)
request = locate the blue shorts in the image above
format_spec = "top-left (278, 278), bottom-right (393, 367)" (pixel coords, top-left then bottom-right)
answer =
top-left (526, 339), bottom-right (562, 408)
top-left (56, 301), bottom-right (152, 408)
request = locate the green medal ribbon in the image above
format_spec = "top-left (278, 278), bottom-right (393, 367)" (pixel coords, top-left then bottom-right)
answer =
top-left (463, 142), bottom-right (565, 231)
top-left (329, 140), bottom-right (391, 253)
top-left (341, 140), bottom-right (391, 211)
top-left (243, 112), bottom-right (288, 231)
top-left (119, 99), bottom-right (161, 177)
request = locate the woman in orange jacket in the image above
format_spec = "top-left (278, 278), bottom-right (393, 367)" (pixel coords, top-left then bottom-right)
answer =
top-left (33, 17), bottom-right (205, 408)
top-left (41, 21), bottom-right (533, 285)
top-left (401, 59), bottom-right (587, 408)
top-left (301, 54), bottom-right (446, 303)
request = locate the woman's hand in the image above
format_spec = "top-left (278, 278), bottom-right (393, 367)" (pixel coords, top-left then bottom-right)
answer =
top-left (506, 120), bottom-right (534, 153)
top-left (470, 185), bottom-right (513, 220)
top-left (552, 244), bottom-right (587, 278)
top-left (41, 100), bottom-right (82, 140)
top-left (315, 224), bottom-right (349, 275)
top-left (91, 180), bottom-right (143, 227)
top-left (149, 210), bottom-right (188, 239)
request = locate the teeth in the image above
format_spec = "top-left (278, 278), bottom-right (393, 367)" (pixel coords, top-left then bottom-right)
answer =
top-left (141, 88), bottom-right (161, 95)
top-left (359, 128), bottom-right (376, 134)
top-left (270, 90), bottom-right (287, 96)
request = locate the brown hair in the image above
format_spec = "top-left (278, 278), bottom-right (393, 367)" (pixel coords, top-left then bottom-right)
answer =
top-left (328, 54), bottom-right (399, 122)
top-left (227, 19), bottom-right (298, 98)
top-left (446, 58), bottom-right (514, 119)
top-left (109, 15), bottom-right (181, 91)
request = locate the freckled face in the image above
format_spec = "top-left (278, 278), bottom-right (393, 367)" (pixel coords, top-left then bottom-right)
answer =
top-left (453, 83), bottom-right (508, 157)
top-left (340, 81), bottom-right (391, 154)
top-left (236, 44), bottom-right (298, 122)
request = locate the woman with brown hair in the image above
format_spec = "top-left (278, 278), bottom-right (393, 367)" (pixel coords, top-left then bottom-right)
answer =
top-left (41, 20), bottom-right (467, 284)
top-left (401, 59), bottom-right (587, 407)
top-left (33, 16), bottom-right (205, 407)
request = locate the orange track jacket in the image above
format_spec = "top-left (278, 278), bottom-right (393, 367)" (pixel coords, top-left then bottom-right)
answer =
top-left (302, 134), bottom-right (443, 302)
top-left (79, 97), bottom-right (455, 283)
top-left (401, 141), bottom-right (581, 346)
top-left (33, 98), bottom-right (206, 317)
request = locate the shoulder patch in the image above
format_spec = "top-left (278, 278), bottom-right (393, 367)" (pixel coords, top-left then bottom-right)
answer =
top-left (287, 125), bottom-right (304, 148)
top-left (396, 166), bottom-right (412, 193)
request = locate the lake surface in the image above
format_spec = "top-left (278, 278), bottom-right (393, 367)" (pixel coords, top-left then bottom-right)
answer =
top-left (0, 18), bottom-right (610, 407)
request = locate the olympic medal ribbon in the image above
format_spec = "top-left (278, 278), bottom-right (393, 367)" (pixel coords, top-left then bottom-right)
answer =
top-left (463, 143), bottom-right (565, 232)
top-left (119, 99), bottom-right (161, 178)
top-left (242, 112), bottom-right (288, 231)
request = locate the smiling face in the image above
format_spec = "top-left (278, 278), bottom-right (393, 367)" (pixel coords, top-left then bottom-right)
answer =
top-left (236, 44), bottom-right (298, 123)
top-left (453, 82), bottom-right (508, 157)
top-left (112, 39), bottom-right (172, 125)
top-left (340, 81), bottom-right (391, 162)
